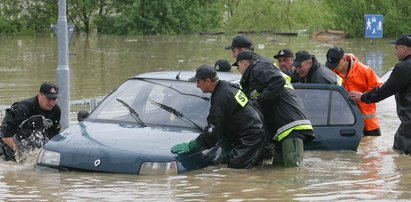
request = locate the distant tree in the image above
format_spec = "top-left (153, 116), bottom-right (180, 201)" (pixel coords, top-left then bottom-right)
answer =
top-left (108, 0), bottom-right (224, 35)
top-left (0, 0), bottom-right (408, 37)
top-left (383, 0), bottom-right (411, 37)
top-left (67, 0), bottom-right (100, 34)
top-left (324, 0), bottom-right (407, 37)
top-left (225, 0), bottom-right (332, 34)
top-left (0, 0), bottom-right (57, 34)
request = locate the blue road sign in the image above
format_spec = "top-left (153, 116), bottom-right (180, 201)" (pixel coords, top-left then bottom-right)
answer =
top-left (364, 14), bottom-right (383, 38)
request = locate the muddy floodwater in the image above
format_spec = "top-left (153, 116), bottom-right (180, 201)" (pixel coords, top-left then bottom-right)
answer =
top-left (0, 34), bottom-right (408, 201)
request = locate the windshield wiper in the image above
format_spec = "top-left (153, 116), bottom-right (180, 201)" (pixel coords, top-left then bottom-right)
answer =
top-left (116, 98), bottom-right (146, 127)
top-left (150, 100), bottom-right (203, 131)
top-left (141, 79), bottom-right (210, 101)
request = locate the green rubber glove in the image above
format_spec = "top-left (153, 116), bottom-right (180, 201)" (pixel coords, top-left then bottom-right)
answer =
top-left (171, 140), bottom-right (203, 154)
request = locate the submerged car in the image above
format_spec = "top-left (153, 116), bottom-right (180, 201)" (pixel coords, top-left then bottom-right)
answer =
top-left (37, 71), bottom-right (364, 175)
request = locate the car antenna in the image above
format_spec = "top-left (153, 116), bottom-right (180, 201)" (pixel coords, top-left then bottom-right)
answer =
top-left (175, 70), bottom-right (182, 80)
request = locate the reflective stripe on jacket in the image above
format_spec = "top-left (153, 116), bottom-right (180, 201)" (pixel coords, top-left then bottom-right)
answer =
top-left (333, 54), bottom-right (382, 131)
top-left (195, 80), bottom-right (266, 168)
top-left (240, 57), bottom-right (315, 142)
top-left (273, 120), bottom-right (313, 141)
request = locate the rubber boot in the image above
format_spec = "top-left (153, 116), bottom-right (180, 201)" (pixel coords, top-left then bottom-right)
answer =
top-left (363, 128), bottom-right (381, 136)
top-left (282, 137), bottom-right (304, 167)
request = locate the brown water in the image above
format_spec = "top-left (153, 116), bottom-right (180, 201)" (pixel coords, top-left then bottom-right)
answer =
top-left (0, 34), bottom-right (408, 201)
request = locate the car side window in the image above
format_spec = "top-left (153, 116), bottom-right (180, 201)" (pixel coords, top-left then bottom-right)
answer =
top-left (329, 91), bottom-right (355, 125)
top-left (296, 88), bottom-right (355, 126)
top-left (296, 89), bottom-right (329, 125)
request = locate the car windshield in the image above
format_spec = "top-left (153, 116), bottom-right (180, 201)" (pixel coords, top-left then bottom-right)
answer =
top-left (88, 78), bottom-right (210, 129)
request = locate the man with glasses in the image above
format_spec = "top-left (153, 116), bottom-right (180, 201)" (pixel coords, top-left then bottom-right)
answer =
top-left (0, 82), bottom-right (61, 161)
top-left (350, 34), bottom-right (411, 154)
top-left (293, 50), bottom-right (342, 85)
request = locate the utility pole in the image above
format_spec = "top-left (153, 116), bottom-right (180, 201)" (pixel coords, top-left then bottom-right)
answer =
top-left (56, 0), bottom-right (70, 128)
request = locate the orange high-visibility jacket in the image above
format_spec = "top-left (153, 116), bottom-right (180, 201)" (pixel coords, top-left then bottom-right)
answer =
top-left (333, 54), bottom-right (383, 132)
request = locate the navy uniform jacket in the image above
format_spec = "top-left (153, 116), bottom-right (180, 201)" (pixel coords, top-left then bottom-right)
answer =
top-left (240, 58), bottom-right (315, 142)
top-left (302, 57), bottom-right (340, 85)
top-left (0, 96), bottom-right (61, 139)
top-left (361, 54), bottom-right (411, 154)
top-left (195, 80), bottom-right (265, 169)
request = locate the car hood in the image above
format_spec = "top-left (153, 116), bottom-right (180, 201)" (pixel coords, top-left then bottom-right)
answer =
top-left (44, 121), bottom-right (201, 174)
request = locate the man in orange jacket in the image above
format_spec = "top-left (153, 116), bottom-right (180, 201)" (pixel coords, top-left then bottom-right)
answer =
top-left (325, 47), bottom-right (383, 136)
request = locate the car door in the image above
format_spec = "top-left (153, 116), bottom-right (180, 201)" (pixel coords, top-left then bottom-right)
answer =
top-left (293, 83), bottom-right (365, 151)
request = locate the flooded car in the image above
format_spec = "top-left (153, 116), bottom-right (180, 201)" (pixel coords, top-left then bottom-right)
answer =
top-left (37, 71), bottom-right (364, 175)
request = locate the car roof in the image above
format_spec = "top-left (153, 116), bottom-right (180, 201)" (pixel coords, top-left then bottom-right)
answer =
top-left (131, 71), bottom-right (241, 83)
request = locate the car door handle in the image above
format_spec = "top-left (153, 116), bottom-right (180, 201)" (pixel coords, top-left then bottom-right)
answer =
top-left (340, 129), bottom-right (356, 137)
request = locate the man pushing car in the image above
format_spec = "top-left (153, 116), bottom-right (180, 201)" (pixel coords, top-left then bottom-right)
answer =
top-left (171, 65), bottom-right (266, 169)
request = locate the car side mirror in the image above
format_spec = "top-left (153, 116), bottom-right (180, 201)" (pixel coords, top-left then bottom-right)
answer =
top-left (77, 110), bottom-right (89, 122)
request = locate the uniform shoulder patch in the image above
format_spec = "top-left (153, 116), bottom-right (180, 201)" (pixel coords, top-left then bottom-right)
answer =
top-left (234, 90), bottom-right (248, 107)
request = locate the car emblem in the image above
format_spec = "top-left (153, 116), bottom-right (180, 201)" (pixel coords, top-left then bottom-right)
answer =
top-left (94, 159), bottom-right (101, 167)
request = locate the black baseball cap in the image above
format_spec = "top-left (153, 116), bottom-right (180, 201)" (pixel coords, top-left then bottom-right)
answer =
top-left (325, 47), bottom-right (345, 69)
top-left (292, 51), bottom-right (312, 67)
top-left (224, 35), bottom-right (253, 50)
top-left (189, 64), bottom-right (218, 82)
top-left (214, 59), bottom-right (231, 72)
top-left (232, 50), bottom-right (256, 66)
top-left (390, 34), bottom-right (411, 47)
top-left (39, 82), bottom-right (60, 98)
top-left (273, 49), bottom-right (294, 59)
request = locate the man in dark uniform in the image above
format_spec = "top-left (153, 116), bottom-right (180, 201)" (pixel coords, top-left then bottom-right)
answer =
top-left (171, 65), bottom-right (266, 169)
top-left (293, 50), bottom-right (342, 85)
top-left (234, 50), bottom-right (315, 167)
top-left (273, 49), bottom-right (301, 83)
top-left (0, 82), bottom-right (61, 160)
top-left (225, 34), bottom-right (273, 64)
top-left (350, 34), bottom-right (411, 154)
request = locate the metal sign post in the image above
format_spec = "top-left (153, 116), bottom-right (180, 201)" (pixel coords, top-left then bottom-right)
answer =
top-left (56, 0), bottom-right (70, 129)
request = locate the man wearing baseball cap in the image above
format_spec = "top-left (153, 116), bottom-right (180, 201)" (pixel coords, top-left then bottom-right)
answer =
top-left (293, 50), bottom-right (342, 85)
top-left (350, 34), bottom-right (411, 154)
top-left (234, 50), bottom-right (315, 167)
top-left (325, 47), bottom-right (383, 136)
top-left (225, 34), bottom-right (273, 64)
top-left (172, 65), bottom-right (266, 169)
top-left (214, 59), bottom-right (232, 72)
top-left (273, 49), bottom-right (300, 83)
top-left (0, 82), bottom-right (61, 161)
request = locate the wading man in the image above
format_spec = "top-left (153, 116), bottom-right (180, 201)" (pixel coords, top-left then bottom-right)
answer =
top-left (350, 34), bottom-right (411, 154)
top-left (234, 50), bottom-right (315, 167)
top-left (171, 65), bottom-right (266, 169)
